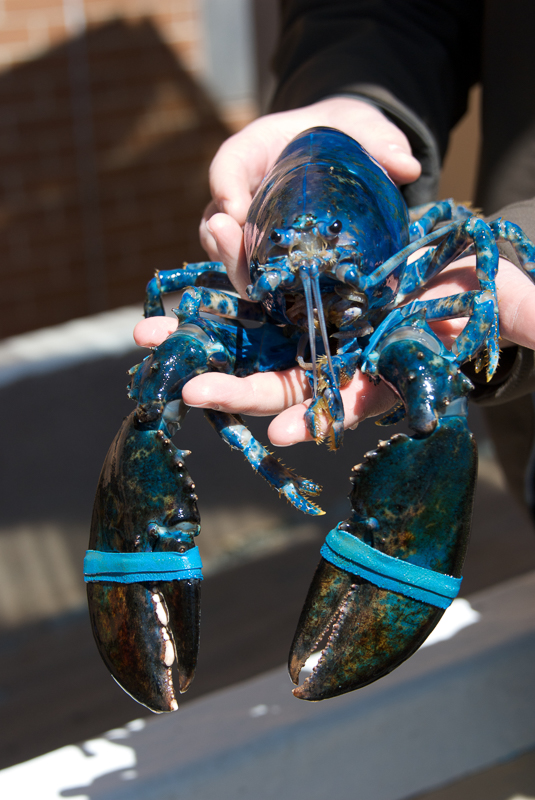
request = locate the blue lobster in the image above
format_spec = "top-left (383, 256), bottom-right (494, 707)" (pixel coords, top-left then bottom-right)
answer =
top-left (85, 127), bottom-right (535, 712)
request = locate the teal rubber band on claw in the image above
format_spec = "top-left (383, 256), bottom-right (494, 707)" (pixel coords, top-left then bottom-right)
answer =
top-left (320, 527), bottom-right (461, 609)
top-left (83, 547), bottom-right (203, 583)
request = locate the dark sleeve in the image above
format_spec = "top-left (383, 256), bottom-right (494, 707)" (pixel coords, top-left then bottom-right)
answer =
top-left (465, 198), bottom-right (535, 406)
top-left (271, 0), bottom-right (483, 203)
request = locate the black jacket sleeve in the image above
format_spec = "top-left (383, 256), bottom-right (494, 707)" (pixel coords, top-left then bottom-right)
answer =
top-left (271, 0), bottom-right (483, 204)
top-left (272, 0), bottom-right (483, 156)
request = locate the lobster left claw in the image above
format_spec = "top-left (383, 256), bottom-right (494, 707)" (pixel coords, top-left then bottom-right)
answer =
top-left (289, 331), bottom-right (478, 700)
top-left (86, 411), bottom-right (201, 713)
top-left (289, 417), bottom-right (477, 699)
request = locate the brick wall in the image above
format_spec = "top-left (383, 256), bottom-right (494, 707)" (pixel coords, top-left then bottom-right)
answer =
top-left (0, 1), bottom-right (256, 336)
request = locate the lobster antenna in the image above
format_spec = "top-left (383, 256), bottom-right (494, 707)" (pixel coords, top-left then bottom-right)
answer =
top-left (301, 272), bottom-right (318, 396)
top-left (312, 274), bottom-right (335, 380)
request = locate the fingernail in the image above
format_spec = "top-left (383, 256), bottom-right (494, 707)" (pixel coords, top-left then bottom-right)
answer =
top-left (187, 402), bottom-right (221, 410)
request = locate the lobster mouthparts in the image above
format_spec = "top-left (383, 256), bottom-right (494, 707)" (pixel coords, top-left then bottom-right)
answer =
top-left (87, 411), bottom-right (201, 712)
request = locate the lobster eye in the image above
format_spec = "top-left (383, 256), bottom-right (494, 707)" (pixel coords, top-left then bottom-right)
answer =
top-left (328, 219), bottom-right (342, 235)
top-left (270, 230), bottom-right (282, 243)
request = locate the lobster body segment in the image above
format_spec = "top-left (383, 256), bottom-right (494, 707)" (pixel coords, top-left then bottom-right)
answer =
top-left (245, 127), bottom-right (410, 284)
top-left (87, 127), bottom-right (535, 711)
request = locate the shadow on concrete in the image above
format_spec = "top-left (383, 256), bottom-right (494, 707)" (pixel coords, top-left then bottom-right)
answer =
top-left (0, 18), bottom-right (229, 337)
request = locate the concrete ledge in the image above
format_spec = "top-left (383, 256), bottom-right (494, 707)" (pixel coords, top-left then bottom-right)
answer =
top-left (3, 571), bottom-right (535, 800)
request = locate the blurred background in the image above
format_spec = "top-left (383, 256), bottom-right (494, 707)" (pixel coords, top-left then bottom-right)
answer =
top-left (0, 0), bottom-right (266, 339)
top-left (0, 0), bottom-right (534, 790)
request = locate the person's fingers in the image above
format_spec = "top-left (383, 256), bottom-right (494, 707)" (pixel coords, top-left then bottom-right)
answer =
top-left (182, 368), bottom-right (310, 415)
top-left (300, 97), bottom-right (421, 185)
top-left (206, 97), bottom-right (422, 233)
top-left (183, 366), bottom-right (396, 446)
top-left (208, 124), bottom-right (275, 224)
top-left (204, 213), bottom-right (250, 298)
top-left (201, 97), bottom-right (423, 299)
top-left (335, 113), bottom-right (420, 185)
top-left (493, 258), bottom-right (535, 349)
top-left (133, 316), bottom-right (177, 347)
top-left (373, 142), bottom-right (421, 185)
top-left (267, 373), bottom-right (396, 446)
top-left (199, 201), bottom-right (221, 261)
top-left (412, 254), bottom-right (535, 350)
top-left (200, 204), bottom-right (250, 296)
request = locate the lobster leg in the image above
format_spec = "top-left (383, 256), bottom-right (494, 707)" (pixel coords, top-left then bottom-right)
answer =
top-left (205, 409), bottom-right (324, 515)
top-left (289, 329), bottom-right (477, 700)
top-left (408, 199), bottom-right (471, 241)
top-left (144, 263), bottom-right (230, 317)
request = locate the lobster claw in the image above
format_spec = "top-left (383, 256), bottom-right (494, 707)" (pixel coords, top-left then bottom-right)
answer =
top-left (87, 578), bottom-right (200, 712)
top-left (289, 416), bottom-right (477, 700)
top-left (86, 411), bottom-right (202, 713)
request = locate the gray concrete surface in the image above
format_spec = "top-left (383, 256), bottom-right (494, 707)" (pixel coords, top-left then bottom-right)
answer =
top-left (412, 748), bottom-right (535, 800)
top-left (1, 350), bottom-right (535, 771)
top-left (3, 570), bottom-right (532, 800)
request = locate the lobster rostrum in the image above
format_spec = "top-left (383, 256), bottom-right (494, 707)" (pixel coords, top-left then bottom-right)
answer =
top-left (86, 127), bottom-right (535, 711)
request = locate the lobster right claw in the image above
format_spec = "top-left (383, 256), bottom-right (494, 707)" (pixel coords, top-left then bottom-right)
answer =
top-left (289, 416), bottom-right (477, 700)
top-left (86, 410), bottom-right (202, 713)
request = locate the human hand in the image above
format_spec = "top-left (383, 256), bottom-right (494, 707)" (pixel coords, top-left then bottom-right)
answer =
top-left (134, 255), bottom-right (535, 446)
top-left (199, 96), bottom-right (421, 298)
